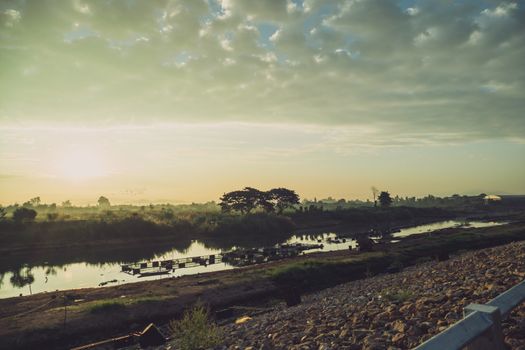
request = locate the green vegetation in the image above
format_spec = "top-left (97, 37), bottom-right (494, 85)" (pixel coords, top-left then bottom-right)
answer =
top-left (12, 207), bottom-right (37, 223)
top-left (97, 196), bottom-right (110, 208)
top-left (268, 253), bottom-right (391, 291)
top-left (169, 302), bottom-right (222, 350)
top-left (88, 301), bottom-right (126, 314)
top-left (268, 223), bottom-right (525, 293)
top-left (291, 205), bottom-right (455, 230)
top-left (81, 296), bottom-right (169, 314)
top-left (0, 211), bottom-right (295, 252)
top-left (378, 191), bottom-right (393, 207)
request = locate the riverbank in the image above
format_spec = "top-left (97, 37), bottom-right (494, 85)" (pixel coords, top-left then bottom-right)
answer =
top-left (0, 222), bottom-right (524, 349)
top-left (0, 207), bottom-right (458, 259)
top-left (216, 240), bottom-right (525, 349)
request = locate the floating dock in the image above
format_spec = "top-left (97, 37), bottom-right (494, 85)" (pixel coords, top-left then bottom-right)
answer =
top-left (121, 243), bottom-right (324, 277)
top-left (121, 254), bottom-right (223, 276)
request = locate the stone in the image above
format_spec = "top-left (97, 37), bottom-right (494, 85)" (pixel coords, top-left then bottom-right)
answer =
top-left (391, 320), bottom-right (406, 333)
top-left (352, 329), bottom-right (371, 340)
top-left (391, 333), bottom-right (405, 345)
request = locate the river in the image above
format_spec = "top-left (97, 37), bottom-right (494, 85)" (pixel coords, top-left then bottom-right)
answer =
top-left (0, 220), bottom-right (506, 299)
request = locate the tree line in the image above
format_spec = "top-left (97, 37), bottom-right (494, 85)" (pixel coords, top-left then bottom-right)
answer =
top-left (219, 187), bottom-right (300, 214)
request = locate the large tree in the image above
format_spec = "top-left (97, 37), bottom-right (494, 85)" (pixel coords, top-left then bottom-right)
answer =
top-left (219, 187), bottom-right (263, 214)
top-left (268, 188), bottom-right (300, 214)
top-left (378, 191), bottom-right (393, 207)
top-left (219, 187), bottom-right (300, 214)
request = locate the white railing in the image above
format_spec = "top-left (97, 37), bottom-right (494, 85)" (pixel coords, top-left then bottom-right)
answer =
top-left (414, 279), bottom-right (525, 350)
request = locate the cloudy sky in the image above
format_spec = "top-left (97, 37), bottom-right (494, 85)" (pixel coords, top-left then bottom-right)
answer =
top-left (1, 0), bottom-right (524, 205)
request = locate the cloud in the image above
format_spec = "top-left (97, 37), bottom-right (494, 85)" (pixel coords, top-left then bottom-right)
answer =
top-left (0, 0), bottom-right (523, 145)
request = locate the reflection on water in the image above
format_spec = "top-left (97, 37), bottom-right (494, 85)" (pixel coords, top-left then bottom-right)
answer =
top-left (0, 220), bottom-right (506, 299)
top-left (286, 233), bottom-right (358, 252)
top-left (0, 241), bottom-right (233, 299)
top-left (392, 220), bottom-right (507, 238)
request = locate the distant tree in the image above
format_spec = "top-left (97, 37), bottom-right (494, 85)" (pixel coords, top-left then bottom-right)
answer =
top-left (371, 186), bottom-right (379, 207)
top-left (30, 197), bottom-right (41, 207)
top-left (161, 207), bottom-right (174, 220)
top-left (0, 206), bottom-right (7, 220)
top-left (378, 191), bottom-right (393, 207)
top-left (61, 200), bottom-right (72, 208)
top-left (47, 213), bottom-right (59, 221)
top-left (97, 196), bottom-right (111, 208)
top-left (12, 207), bottom-right (37, 223)
top-left (268, 188), bottom-right (300, 214)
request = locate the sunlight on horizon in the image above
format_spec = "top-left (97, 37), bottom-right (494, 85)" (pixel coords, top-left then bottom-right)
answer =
top-left (52, 147), bottom-right (110, 182)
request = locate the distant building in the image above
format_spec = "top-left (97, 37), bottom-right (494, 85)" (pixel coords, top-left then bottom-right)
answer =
top-left (484, 194), bottom-right (502, 204)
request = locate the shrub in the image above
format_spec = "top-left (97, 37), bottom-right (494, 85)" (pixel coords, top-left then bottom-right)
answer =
top-left (169, 303), bottom-right (222, 350)
top-left (12, 207), bottom-right (37, 223)
top-left (47, 213), bottom-right (59, 221)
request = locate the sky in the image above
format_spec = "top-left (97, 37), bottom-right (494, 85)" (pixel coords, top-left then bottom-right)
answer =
top-left (1, 0), bottom-right (524, 205)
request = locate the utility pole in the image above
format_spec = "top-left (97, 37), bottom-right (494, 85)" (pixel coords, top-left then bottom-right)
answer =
top-left (63, 293), bottom-right (67, 330)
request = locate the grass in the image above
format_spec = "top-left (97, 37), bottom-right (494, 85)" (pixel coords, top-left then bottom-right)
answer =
top-left (268, 223), bottom-right (525, 292)
top-left (169, 302), bottom-right (223, 350)
top-left (80, 296), bottom-right (169, 314)
top-left (88, 301), bottom-right (126, 314)
top-left (267, 252), bottom-right (392, 291)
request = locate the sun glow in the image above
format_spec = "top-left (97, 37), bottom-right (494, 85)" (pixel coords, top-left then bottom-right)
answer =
top-left (54, 148), bottom-right (108, 181)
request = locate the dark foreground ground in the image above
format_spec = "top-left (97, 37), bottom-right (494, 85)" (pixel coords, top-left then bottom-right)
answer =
top-left (1, 222), bottom-right (525, 349)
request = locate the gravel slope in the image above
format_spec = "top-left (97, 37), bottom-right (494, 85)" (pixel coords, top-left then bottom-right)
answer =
top-left (209, 241), bottom-right (525, 350)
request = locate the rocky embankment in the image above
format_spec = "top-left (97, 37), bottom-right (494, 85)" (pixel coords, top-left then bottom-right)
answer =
top-left (209, 242), bottom-right (525, 350)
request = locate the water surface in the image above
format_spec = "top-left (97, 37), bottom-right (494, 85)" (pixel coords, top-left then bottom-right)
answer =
top-left (0, 220), bottom-right (506, 299)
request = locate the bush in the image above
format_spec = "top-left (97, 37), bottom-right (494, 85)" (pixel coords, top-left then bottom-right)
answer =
top-left (169, 303), bottom-right (222, 350)
top-left (47, 213), bottom-right (59, 221)
top-left (12, 207), bottom-right (37, 223)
